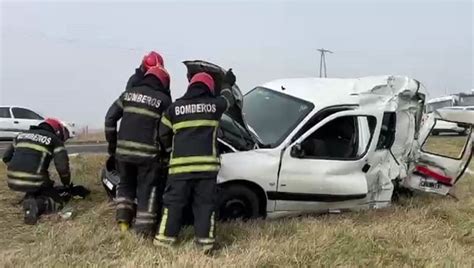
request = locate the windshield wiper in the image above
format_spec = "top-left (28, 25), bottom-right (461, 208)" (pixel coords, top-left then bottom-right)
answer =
top-left (219, 121), bottom-right (255, 150)
top-left (230, 119), bottom-right (252, 147)
top-left (246, 124), bottom-right (265, 147)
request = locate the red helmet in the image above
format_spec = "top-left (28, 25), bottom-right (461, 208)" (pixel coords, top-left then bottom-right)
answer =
top-left (142, 51), bottom-right (164, 70)
top-left (145, 66), bottom-right (170, 89)
top-left (189, 72), bottom-right (215, 94)
top-left (43, 118), bottom-right (67, 141)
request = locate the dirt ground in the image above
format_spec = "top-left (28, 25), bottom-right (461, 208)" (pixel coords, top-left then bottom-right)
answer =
top-left (0, 138), bottom-right (473, 267)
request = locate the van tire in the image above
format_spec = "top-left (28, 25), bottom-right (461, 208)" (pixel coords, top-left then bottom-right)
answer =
top-left (217, 184), bottom-right (260, 221)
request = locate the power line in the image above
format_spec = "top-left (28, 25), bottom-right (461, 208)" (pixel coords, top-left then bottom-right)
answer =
top-left (317, 48), bottom-right (333, 78)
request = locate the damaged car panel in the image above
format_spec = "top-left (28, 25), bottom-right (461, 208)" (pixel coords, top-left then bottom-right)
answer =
top-left (274, 110), bottom-right (380, 212)
top-left (403, 109), bottom-right (473, 195)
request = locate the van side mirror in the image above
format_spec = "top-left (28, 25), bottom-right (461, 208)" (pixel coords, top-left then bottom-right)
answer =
top-left (291, 143), bottom-right (304, 158)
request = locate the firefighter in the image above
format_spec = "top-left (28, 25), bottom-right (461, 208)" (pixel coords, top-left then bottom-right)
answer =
top-left (2, 118), bottom-right (72, 225)
top-left (105, 65), bottom-right (172, 238)
top-left (154, 70), bottom-right (236, 252)
top-left (103, 51), bottom-right (167, 196)
top-left (126, 51), bottom-right (165, 90)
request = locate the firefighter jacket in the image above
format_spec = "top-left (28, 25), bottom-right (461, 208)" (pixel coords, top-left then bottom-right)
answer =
top-left (105, 76), bottom-right (172, 164)
top-left (159, 84), bottom-right (235, 180)
top-left (2, 125), bottom-right (71, 192)
top-left (126, 67), bottom-right (145, 90)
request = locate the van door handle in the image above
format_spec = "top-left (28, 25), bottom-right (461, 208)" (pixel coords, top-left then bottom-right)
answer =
top-left (362, 164), bottom-right (371, 173)
top-left (13, 121), bottom-right (19, 124)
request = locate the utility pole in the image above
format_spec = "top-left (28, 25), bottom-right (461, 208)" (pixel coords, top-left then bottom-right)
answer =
top-left (317, 48), bottom-right (333, 78)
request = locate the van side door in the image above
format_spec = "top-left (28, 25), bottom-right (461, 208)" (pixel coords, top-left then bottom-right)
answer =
top-left (274, 110), bottom-right (381, 212)
top-left (405, 109), bottom-right (473, 195)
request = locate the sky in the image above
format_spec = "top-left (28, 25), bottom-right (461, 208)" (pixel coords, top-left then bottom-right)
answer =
top-left (1, 0), bottom-right (473, 128)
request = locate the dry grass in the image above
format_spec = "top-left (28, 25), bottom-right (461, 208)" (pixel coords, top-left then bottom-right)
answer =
top-left (423, 135), bottom-right (470, 159)
top-left (0, 145), bottom-right (473, 267)
top-left (73, 131), bottom-right (105, 143)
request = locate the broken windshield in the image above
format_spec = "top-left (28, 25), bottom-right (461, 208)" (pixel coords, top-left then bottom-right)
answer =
top-left (243, 87), bottom-right (313, 147)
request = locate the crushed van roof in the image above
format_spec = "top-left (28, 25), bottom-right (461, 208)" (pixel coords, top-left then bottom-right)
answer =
top-left (260, 75), bottom-right (422, 107)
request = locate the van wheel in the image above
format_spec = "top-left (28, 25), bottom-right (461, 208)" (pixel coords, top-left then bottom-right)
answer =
top-left (432, 130), bottom-right (439, 136)
top-left (218, 185), bottom-right (260, 221)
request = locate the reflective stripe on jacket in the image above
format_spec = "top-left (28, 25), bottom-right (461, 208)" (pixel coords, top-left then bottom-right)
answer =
top-left (105, 79), bottom-right (172, 163)
top-left (6, 128), bottom-right (70, 192)
top-left (159, 86), bottom-right (234, 179)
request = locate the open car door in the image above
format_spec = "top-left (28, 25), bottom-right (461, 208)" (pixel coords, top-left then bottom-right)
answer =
top-left (404, 109), bottom-right (474, 195)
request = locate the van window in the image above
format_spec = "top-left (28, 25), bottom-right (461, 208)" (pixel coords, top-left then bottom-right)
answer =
top-left (376, 112), bottom-right (396, 150)
top-left (243, 87), bottom-right (313, 147)
top-left (297, 115), bottom-right (376, 159)
top-left (12, 108), bottom-right (43, 120)
top-left (422, 120), bottom-right (471, 159)
top-left (0, 108), bottom-right (11, 118)
top-left (291, 105), bottom-right (356, 143)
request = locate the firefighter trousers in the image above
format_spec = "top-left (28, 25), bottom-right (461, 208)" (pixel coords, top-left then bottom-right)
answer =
top-left (23, 180), bottom-right (64, 216)
top-left (156, 178), bottom-right (217, 245)
top-left (116, 161), bottom-right (166, 237)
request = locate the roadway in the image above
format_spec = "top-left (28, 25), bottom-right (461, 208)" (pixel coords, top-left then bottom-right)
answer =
top-left (0, 141), bottom-right (107, 156)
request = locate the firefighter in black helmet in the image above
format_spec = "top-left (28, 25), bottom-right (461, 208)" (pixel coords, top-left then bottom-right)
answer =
top-left (154, 70), bottom-right (236, 252)
top-left (105, 65), bottom-right (172, 238)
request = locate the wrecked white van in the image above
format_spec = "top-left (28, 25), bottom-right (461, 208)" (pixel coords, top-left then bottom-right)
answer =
top-left (102, 61), bottom-right (473, 221)
top-left (185, 62), bottom-right (473, 220)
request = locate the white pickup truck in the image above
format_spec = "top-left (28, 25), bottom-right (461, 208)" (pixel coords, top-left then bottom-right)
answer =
top-left (102, 61), bottom-right (473, 221)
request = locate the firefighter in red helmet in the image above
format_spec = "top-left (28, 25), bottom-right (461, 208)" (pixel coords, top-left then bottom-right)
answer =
top-left (154, 70), bottom-right (236, 253)
top-left (105, 65), bottom-right (172, 238)
top-left (126, 51), bottom-right (165, 90)
top-left (2, 118), bottom-right (80, 224)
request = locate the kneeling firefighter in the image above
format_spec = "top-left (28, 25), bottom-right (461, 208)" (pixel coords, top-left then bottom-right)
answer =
top-left (105, 65), bottom-right (172, 238)
top-left (2, 118), bottom-right (89, 225)
top-left (154, 70), bottom-right (236, 252)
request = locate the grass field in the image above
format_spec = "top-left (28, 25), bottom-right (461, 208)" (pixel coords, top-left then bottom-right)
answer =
top-left (73, 131), bottom-right (105, 143)
top-left (0, 139), bottom-right (473, 267)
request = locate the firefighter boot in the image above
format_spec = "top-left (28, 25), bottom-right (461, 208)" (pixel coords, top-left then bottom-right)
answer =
top-left (153, 236), bottom-right (177, 250)
top-left (194, 238), bottom-right (218, 255)
top-left (118, 221), bottom-right (130, 232)
top-left (23, 196), bottom-right (39, 225)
